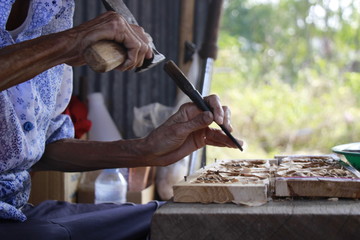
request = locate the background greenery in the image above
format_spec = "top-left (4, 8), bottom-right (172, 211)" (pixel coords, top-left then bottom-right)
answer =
top-left (207, 0), bottom-right (360, 160)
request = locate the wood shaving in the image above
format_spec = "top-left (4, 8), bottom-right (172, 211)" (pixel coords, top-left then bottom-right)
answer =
top-left (276, 156), bottom-right (356, 178)
top-left (191, 156), bottom-right (359, 184)
top-left (193, 159), bottom-right (271, 184)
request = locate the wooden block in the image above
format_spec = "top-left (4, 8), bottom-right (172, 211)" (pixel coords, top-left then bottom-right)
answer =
top-left (173, 159), bottom-right (273, 206)
top-left (274, 155), bottom-right (360, 198)
top-left (173, 180), bottom-right (268, 206)
top-left (276, 177), bottom-right (360, 198)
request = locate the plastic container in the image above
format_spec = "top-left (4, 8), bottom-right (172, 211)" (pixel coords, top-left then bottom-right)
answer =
top-left (77, 170), bottom-right (102, 203)
top-left (95, 168), bottom-right (127, 204)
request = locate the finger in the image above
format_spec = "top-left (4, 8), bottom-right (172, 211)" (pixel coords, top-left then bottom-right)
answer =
top-left (205, 128), bottom-right (243, 148)
top-left (119, 32), bottom-right (141, 70)
top-left (121, 37), bottom-right (149, 69)
top-left (222, 106), bottom-right (233, 132)
top-left (127, 25), bottom-right (152, 67)
top-left (144, 33), bottom-right (153, 45)
top-left (176, 111), bottom-right (214, 136)
top-left (204, 94), bottom-right (224, 125)
top-left (130, 25), bottom-right (153, 59)
top-left (164, 102), bottom-right (207, 127)
top-left (116, 21), bottom-right (148, 70)
top-left (148, 111), bottom-right (212, 159)
top-left (145, 34), bottom-right (154, 59)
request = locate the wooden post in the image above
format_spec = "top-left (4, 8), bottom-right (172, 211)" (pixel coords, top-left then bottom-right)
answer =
top-left (178, 0), bottom-right (196, 75)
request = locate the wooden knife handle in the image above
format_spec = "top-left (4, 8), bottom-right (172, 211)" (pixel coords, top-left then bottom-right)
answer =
top-left (84, 40), bottom-right (127, 72)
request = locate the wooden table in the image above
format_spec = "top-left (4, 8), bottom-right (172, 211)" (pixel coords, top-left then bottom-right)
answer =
top-left (151, 199), bottom-right (360, 240)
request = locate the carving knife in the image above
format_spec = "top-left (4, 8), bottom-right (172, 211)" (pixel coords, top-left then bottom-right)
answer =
top-left (164, 60), bottom-right (243, 152)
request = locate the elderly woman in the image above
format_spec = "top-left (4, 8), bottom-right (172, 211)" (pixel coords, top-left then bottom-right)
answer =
top-left (0, 0), bottom-right (242, 239)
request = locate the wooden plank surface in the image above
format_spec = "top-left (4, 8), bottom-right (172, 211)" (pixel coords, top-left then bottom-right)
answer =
top-left (178, 0), bottom-right (195, 74)
top-left (151, 199), bottom-right (360, 240)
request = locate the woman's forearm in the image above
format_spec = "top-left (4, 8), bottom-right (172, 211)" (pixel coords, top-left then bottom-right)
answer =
top-left (33, 138), bottom-right (155, 172)
top-left (0, 31), bottom-right (75, 91)
top-left (33, 95), bottom-right (242, 172)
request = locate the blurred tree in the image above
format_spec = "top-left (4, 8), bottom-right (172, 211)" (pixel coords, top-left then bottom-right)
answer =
top-left (209, 0), bottom-right (360, 158)
top-left (220, 0), bottom-right (360, 85)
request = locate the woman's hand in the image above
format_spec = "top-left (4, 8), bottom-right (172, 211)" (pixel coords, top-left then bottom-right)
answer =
top-left (64, 11), bottom-right (153, 71)
top-left (144, 94), bottom-right (243, 166)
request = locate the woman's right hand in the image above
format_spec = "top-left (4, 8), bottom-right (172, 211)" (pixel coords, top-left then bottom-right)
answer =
top-left (64, 11), bottom-right (153, 71)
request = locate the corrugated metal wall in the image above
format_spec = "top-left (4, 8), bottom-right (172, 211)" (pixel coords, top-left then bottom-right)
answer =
top-left (72, 0), bottom-right (211, 139)
top-left (72, 0), bottom-right (180, 139)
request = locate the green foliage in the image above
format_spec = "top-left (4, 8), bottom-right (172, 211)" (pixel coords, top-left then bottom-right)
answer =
top-left (208, 0), bottom-right (360, 160)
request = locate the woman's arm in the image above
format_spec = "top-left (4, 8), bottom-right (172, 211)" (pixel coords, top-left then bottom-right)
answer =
top-left (0, 11), bottom-right (152, 91)
top-left (33, 95), bottom-right (242, 172)
top-left (0, 33), bottom-right (73, 91)
top-left (32, 138), bottom-right (151, 172)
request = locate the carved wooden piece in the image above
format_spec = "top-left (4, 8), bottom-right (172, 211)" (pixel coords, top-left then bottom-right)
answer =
top-left (275, 155), bottom-right (360, 198)
top-left (173, 159), bottom-right (275, 206)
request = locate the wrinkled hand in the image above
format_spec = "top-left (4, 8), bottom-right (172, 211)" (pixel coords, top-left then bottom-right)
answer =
top-left (144, 95), bottom-right (243, 166)
top-left (64, 11), bottom-right (153, 71)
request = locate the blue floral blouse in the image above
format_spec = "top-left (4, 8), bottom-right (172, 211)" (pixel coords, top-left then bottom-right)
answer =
top-left (0, 0), bottom-right (75, 221)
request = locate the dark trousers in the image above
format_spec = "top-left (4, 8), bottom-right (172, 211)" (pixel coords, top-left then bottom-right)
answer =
top-left (0, 200), bottom-right (163, 240)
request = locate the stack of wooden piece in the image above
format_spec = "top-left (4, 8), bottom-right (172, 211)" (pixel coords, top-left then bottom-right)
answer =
top-left (173, 155), bottom-right (360, 206)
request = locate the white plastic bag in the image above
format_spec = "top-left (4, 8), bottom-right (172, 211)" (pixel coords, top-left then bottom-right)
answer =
top-left (133, 102), bottom-right (188, 200)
